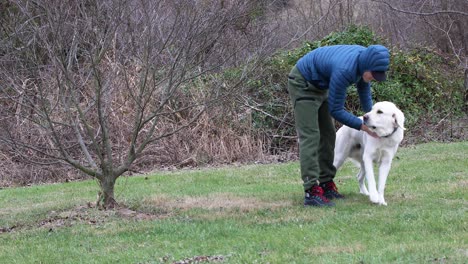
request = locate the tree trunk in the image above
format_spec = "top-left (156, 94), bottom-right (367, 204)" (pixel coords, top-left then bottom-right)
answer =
top-left (464, 68), bottom-right (468, 111)
top-left (97, 176), bottom-right (118, 209)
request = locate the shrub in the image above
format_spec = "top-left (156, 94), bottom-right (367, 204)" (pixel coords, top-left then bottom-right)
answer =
top-left (372, 47), bottom-right (465, 127)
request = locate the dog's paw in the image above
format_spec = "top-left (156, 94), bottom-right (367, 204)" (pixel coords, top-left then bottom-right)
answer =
top-left (369, 193), bottom-right (379, 204)
top-left (359, 185), bottom-right (369, 196)
top-left (378, 195), bottom-right (387, 206)
top-left (378, 200), bottom-right (387, 206)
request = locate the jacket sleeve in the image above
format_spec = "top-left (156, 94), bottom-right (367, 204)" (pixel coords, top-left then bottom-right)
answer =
top-left (328, 70), bottom-right (363, 130)
top-left (356, 79), bottom-right (373, 113)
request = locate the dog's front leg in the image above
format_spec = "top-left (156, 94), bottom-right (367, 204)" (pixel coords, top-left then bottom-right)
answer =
top-left (377, 156), bottom-right (393, 206)
top-left (362, 155), bottom-right (379, 204)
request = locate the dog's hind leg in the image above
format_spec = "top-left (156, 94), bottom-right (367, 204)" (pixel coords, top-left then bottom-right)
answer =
top-left (356, 166), bottom-right (369, 196)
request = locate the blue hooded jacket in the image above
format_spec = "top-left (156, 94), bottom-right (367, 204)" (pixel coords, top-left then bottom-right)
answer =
top-left (296, 45), bottom-right (390, 130)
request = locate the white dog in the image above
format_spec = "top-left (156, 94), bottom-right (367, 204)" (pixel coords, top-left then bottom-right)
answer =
top-left (333, 101), bottom-right (405, 205)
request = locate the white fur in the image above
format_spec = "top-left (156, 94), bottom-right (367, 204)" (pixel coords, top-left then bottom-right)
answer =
top-left (333, 101), bottom-right (405, 206)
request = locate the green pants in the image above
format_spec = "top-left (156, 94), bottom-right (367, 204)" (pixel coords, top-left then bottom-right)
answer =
top-left (287, 66), bottom-right (336, 191)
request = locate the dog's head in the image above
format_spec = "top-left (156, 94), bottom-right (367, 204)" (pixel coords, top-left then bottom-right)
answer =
top-left (363, 101), bottom-right (405, 137)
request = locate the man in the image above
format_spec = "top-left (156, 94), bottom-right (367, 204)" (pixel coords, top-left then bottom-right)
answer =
top-left (287, 44), bottom-right (390, 207)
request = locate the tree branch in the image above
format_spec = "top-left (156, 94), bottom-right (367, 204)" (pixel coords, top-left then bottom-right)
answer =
top-left (372, 0), bottom-right (468, 17)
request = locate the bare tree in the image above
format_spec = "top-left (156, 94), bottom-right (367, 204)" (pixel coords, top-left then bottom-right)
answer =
top-left (0, 0), bottom-right (270, 208)
top-left (265, 0), bottom-right (355, 50)
top-left (369, 0), bottom-right (468, 106)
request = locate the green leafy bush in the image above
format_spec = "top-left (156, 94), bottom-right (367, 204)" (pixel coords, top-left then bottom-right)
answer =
top-left (372, 47), bottom-right (464, 127)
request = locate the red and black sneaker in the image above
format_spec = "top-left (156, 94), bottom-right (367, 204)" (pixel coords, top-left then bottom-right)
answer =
top-left (320, 181), bottom-right (345, 200)
top-left (304, 186), bottom-right (335, 207)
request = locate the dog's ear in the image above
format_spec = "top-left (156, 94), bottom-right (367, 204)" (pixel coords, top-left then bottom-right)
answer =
top-left (392, 111), bottom-right (406, 130)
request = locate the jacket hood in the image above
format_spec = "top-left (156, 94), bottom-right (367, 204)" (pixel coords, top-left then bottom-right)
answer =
top-left (358, 45), bottom-right (390, 75)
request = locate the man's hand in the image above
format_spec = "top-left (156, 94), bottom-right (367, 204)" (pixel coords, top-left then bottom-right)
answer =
top-left (361, 124), bottom-right (380, 138)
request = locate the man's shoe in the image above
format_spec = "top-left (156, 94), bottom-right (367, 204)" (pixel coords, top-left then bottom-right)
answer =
top-left (320, 181), bottom-right (345, 200)
top-left (304, 186), bottom-right (335, 207)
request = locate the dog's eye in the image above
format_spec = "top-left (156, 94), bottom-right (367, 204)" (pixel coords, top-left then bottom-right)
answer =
top-left (377, 110), bottom-right (383, 114)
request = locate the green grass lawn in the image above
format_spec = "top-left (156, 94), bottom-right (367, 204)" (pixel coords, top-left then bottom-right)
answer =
top-left (0, 142), bottom-right (467, 263)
